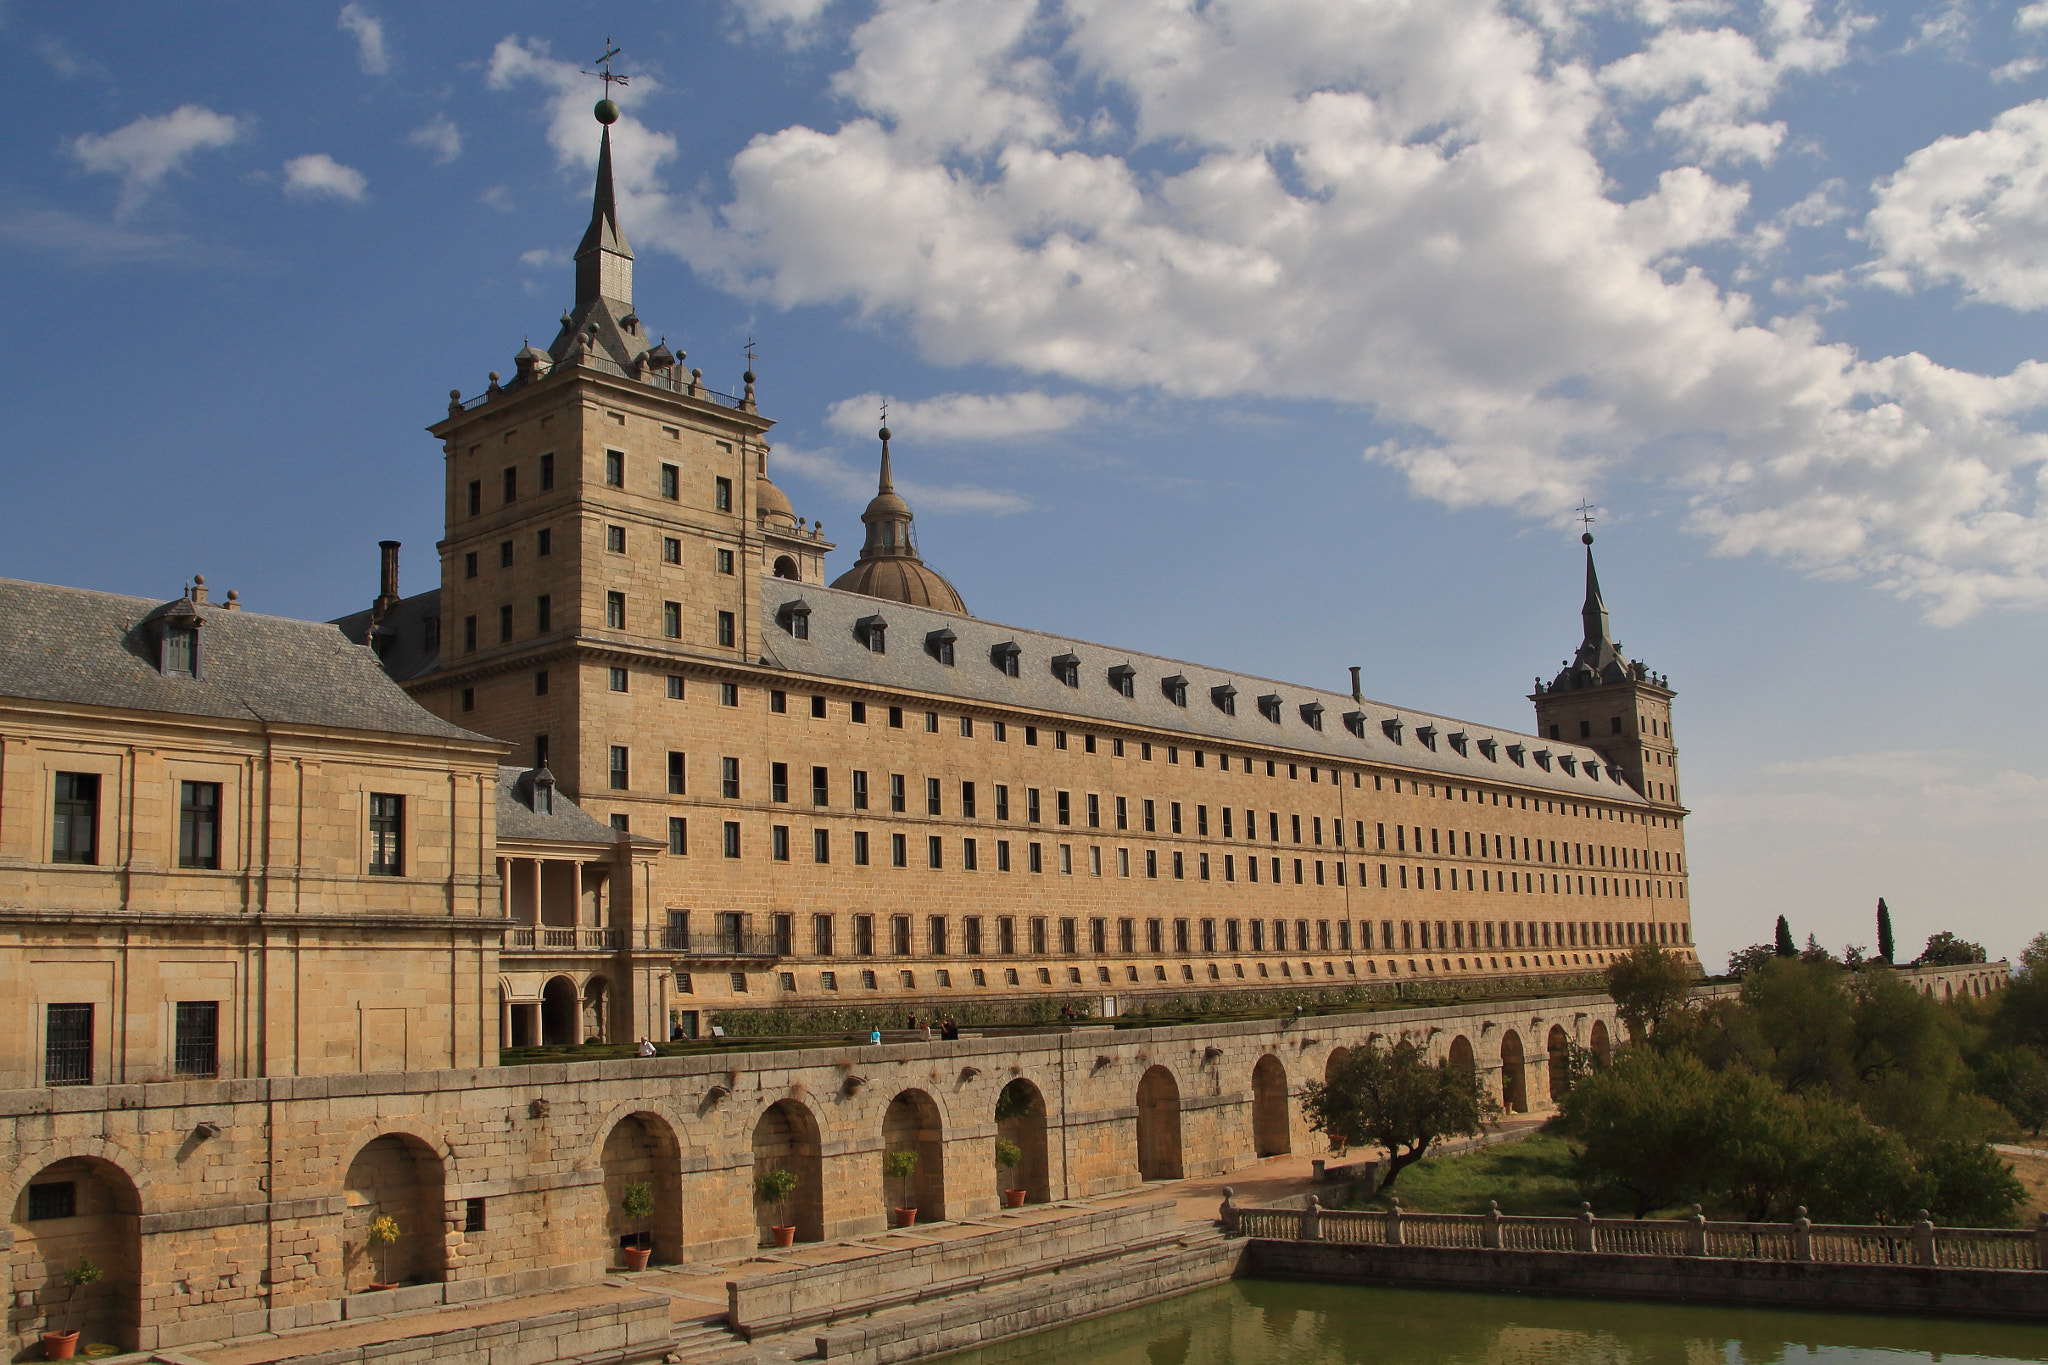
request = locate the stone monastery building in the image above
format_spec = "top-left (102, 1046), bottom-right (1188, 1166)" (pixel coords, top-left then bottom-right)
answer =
top-left (332, 110), bottom-right (1697, 1047)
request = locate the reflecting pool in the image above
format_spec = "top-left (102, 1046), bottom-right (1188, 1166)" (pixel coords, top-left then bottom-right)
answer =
top-left (940, 1281), bottom-right (2048, 1365)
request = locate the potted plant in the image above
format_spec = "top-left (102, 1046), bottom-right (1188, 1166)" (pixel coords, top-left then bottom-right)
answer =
top-left (884, 1149), bottom-right (921, 1226)
top-left (757, 1168), bottom-right (800, 1247)
top-left (995, 1138), bottom-right (1027, 1206)
top-left (41, 1258), bottom-right (102, 1359)
top-left (620, 1182), bottom-right (655, 1270)
top-left (366, 1214), bottom-right (401, 1290)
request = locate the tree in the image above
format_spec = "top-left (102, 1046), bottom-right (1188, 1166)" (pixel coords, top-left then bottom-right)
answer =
top-left (1973, 1046), bottom-right (2048, 1137)
top-left (1917, 1140), bottom-right (2025, 1227)
top-left (1726, 943), bottom-right (1777, 979)
top-left (1918, 932), bottom-right (1987, 967)
top-left (1799, 934), bottom-right (1838, 967)
top-left (1775, 916), bottom-right (1797, 958)
top-left (1300, 1038), bottom-right (1500, 1190)
top-left (1711, 1073), bottom-right (1921, 1224)
top-left (1877, 899), bottom-right (1895, 965)
top-left (1606, 943), bottom-right (1694, 1044)
top-left (1558, 1049), bottom-right (1721, 1217)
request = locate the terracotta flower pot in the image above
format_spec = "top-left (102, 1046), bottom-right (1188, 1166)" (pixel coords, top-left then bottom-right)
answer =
top-left (624, 1245), bottom-right (652, 1271)
top-left (368, 1282), bottom-right (399, 1292)
top-left (41, 1329), bottom-right (80, 1360)
top-left (771, 1225), bottom-right (797, 1248)
top-left (1004, 1189), bottom-right (1028, 1207)
top-left (895, 1207), bottom-right (919, 1227)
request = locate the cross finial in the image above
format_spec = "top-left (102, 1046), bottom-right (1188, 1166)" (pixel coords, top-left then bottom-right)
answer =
top-left (744, 338), bottom-right (757, 365)
top-left (879, 401), bottom-right (889, 425)
top-left (1576, 499), bottom-right (1597, 531)
top-left (583, 37), bottom-right (630, 92)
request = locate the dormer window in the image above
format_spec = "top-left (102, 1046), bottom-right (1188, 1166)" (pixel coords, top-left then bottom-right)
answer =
top-left (857, 615), bottom-right (888, 654)
top-left (1586, 761), bottom-right (1601, 781)
top-left (1506, 743), bottom-right (1526, 767)
top-left (1052, 653), bottom-right (1080, 687)
top-left (1211, 684), bottom-right (1237, 716)
top-left (1416, 725), bottom-right (1438, 752)
top-left (1299, 701), bottom-right (1324, 731)
top-left (778, 600), bottom-right (811, 640)
top-left (162, 624), bottom-right (198, 677)
top-left (1382, 717), bottom-right (1405, 744)
top-left (1478, 737), bottom-right (1497, 761)
top-left (1343, 711), bottom-right (1367, 738)
top-left (991, 641), bottom-right (1022, 677)
top-left (1559, 754), bottom-right (1578, 775)
top-left (1534, 749), bottom-right (1553, 771)
top-left (1448, 731), bottom-right (1468, 756)
top-left (1109, 663), bottom-right (1136, 698)
top-left (926, 628), bottom-right (957, 666)
top-left (1162, 674), bottom-right (1189, 707)
top-left (1257, 694), bottom-right (1283, 724)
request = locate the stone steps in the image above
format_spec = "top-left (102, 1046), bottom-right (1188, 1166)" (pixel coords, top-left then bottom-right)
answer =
top-left (662, 1319), bottom-right (753, 1365)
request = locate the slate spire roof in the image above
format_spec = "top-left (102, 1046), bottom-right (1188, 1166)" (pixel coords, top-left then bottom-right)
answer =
top-left (1551, 534), bottom-right (1634, 689)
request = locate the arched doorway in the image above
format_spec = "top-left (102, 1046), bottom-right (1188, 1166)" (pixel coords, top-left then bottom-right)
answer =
top-left (1324, 1046), bottom-right (1351, 1082)
top-left (1499, 1031), bottom-right (1527, 1114)
top-left (582, 976), bottom-right (609, 1044)
top-left (1589, 1020), bottom-right (1611, 1068)
top-left (1547, 1025), bottom-right (1572, 1101)
top-left (994, 1079), bottom-right (1050, 1204)
top-left (751, 1100), bottom-right (824, 1245)
top-left (1448, 1035), bottom-right (1475, 1078)
top-left (344, 1134), bottom-right (446, 1291)
top-left (600, 1114), bottom-right (683, 1265)
top-left (882, 1090), bottom-right (947, 1223)
top-left (1136, 1066), bottom-right (1183, 1180)
top-left (1251, 1054), bottom-right (1291, 1157)
top-left (10, 1157), bottom-right (141, 1351)
top-left (541, 976), bottom-right (579, 1046)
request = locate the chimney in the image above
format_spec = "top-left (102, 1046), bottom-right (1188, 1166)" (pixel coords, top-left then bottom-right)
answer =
top-left (1349, 666), bottom-right (1362, 703)
top-left (373, 541), bottom-right (401, 622)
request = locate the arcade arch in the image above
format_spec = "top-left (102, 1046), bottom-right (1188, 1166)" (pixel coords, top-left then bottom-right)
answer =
top-left (1136, 1066), bottom-right (1184, 1180)
top-left (751, 1100), bottom-right (824, 1245)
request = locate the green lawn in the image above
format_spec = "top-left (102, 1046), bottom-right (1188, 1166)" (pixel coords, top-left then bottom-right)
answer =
top-left (1346, 1130), bottom-right (1653, 1219)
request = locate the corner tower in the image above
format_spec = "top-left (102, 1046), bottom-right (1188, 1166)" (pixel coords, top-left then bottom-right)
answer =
top-left (416, 97), bottom-right (831, 792)
top-left (1531, 534), bottom-right (1681, 807)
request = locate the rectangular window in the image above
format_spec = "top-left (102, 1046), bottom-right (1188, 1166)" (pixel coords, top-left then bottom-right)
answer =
top-left (772, 826), bottom-right (790, 861)
top-left (1145, 799), bottom-right (1157, 833)
top-left (465, 1198), bottom-right (488, 1233)
top-left (853, 831), bottom-right (870, 865)
top-left (813, 766), bottom-right (829, 806)
top-left (892, 833), bottom-right (908, 867)
top-left (661, 463), bottom-right (680, 500)
top-left (663, 601), bottom-right (681, 639)
top-left (717, 611), bottom-right (736, 647)
top-left (1088, 793), bottom-right (1101, 828)
top-left (174, 1000), bottom-right (219, 1077)
top-left (668, 817), bottom-right (688, 855)
top-left (44, 1003), bottom-right (92, 1087)
top-left (178, 780), bottom-right (221, 869)
top-left (607, 524), bottom-right (627, 554)
top-left (962, 781), bottom-right (977, 818)
top-left (1029, 842), bottom-right (1043, 874)
top-left (540, 452), bottom-right (554, 490)
top-left (855, 916), bottom-right (875, 955)
top-left (606, 591), bottom-right (626, 630)
top-left (812, 694), bottom-right (827, 719)
top-left (995, 785), bottom-right (1010, 820)
top-left (465, 551), bottom-right (479, 579)
top-left (367, 793), bottom-right (403, 875)
top-left (667, 752), bottom-right (687, 795)
top-left (891, 774), bottom-right (907, 813)
top-left (499, 604), bottom-right (514, 642)
top-left (609, 747), bottom-right (630, 790)
top-left (723, 822), bottom-right (741, 858)
top-left (717, 548), bottom-right (735, 575)
top-left (662, 536), bottom-right (682, 565)
top-left (771, 762), bottom-right (790, 803)
top-left (26, 1181), bottom-right (76, 1220)
top-left (500, 540), bottom-right (514, 568)
top-left (538, 527), bottom-right (552, 556)
top-left (668, 675), bottom-right (684, 699)
top-left (1056, 791), bottom-right (1071, 825)
top-left (894, 916), bottom-right (913, 954)
top-left (503, 467), bottom-right (518, 503)
top-left (536, 594), bottom-right (552, 632)
top-left (963, 838), bottom-right (978, 871)
top-left (928, 835), bottom-right (943, 869)
top-left (722, 757), bottom-right (741, 798)
top-left (49, 769), bottom-right (97, 863)
top-left (770, 689), bottom-right (788, 714)
top-left (997, 840), bottom-right (1011, 871)
top-left (468, 480), bottom-right (481, 516)
top-left (609, 666), bottom-right (628, 692)
top-left (715, 475), bottom-right (732, 510)
top-left (927, 777), bottom-right (942, 816)
top-left (606, 450), bottom-right (625, 487)
top-left (853, 770), bottom-right (869, 810)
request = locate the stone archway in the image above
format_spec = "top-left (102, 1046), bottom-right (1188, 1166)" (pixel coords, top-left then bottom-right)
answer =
top-left (10, 1157), bottom-right (141, 1351)
top-left (994, 1079), bottom-right (1050, 1204)
top-left (1136, 1065), bottom-right (1184, 1180)
top-left (1251, 1054), bottom-right (1291, 1157)
top-left (773, 555), bottom-right (800, 581)
top-left (751, 1100), bottom-right (825, 1245)
top-left (1448, 1035), bottom-right (1475, 1078)
top-left (1547, 1025), bottom-right (1573, 1101)
top-left (541, 975), bottom-right (579, 1046)
top-left (343, 1134), bottom-right (446, 1291)
top-left (882, 1090), bottom-right (947, 1223)
top-left (600, 1113), bottom-right (683, 1265)
top-left (1499, 1030), bottom-right (1528, 1114)
top-left (1324, 1046), bottom-right (1351, 1082)
top-left (1589, 1020), bottom-right (1611, 1068)
top-left (582, 976), bottom-right (609, 1044)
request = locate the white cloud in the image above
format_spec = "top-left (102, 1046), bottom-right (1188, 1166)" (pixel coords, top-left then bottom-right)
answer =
top-left (1993, 57), bottom-right (2044, 82)
top-left (337, 3), bottom-right (389, 75)
top-left (70, 105), bottom-right (243, 217)
top-left (282, 153), bottom-right (367, 203)
top-left (771, 443), bottom-right (1032, 514)
top-left (486, 37), bottom-right (681, 235)
top-left (1864, 99), bottom-right (2048, 310)
top-left (825, 390), bottom-right (1095, 440)
top-left (736, 0), bottom-right (838, 41)
top-left (37, 37), bottom-right (108, 82)
top-left (480, 185), bottom-right (515, 213)
top-left (2021, 2), bottom-right (2048, 32)
top-left (408, 113), bottom-right (460, 163)
top-left (519, 247), bottom-right (564, 267)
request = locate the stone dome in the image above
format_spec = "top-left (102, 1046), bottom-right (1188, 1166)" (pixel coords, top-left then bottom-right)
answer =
top-left (756, 474), bottom-right (796, 527)
top-left (830, 556), bottom-right (967, 614)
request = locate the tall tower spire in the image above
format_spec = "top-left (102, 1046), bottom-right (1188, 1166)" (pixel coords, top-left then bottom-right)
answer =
top-left (574, 110), bottom-right (634, 309)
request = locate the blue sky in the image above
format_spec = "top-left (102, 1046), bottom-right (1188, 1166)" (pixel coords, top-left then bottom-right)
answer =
top-left (2, 0), bottom-right (2044, 969)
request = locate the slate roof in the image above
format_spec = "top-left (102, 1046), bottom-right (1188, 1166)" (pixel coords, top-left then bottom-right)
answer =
top-left (762, 580), bottom-right (1648, 804)
top-left (496, 766), bottom-right (640, 846)
top-left (332, 589), bottom-right (442, 683)
top-left (0, 578), bottom-right (487, 742)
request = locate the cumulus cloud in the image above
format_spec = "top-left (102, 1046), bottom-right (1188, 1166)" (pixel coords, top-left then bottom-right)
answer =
top-left (486, 36), bottom-right (681, 233)
top-left (282, 153), bottom-right (367, 202)
top-left (408, 113), bottom-right (460, 163)
top-left (1864, 99), bottom-right (2048, 309)
top-left (70, 105), bottom-right (242, 216)
top-left (825, 390), bottom-right (1095, 440)
top-left (338, 3), bottom-right (389, 75)
top-left (772, 443), bottom-right (1032, 514)
top-left (735, 0), bottom-right (838, 41)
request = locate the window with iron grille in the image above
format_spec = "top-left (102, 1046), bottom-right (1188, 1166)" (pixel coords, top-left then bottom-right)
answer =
top-left (44, 1003), bottom-right (92, 1087)
top-left (27, 1182), bottom-right (76, 1220)
top-left (51, 772), bottom-right (98, 865)
top-left (179, 780), bottom-right (221, 869)
top-left (174, 1000), bottom-right (219, 1077)
top-left (367, 793), bottom-right (403, 875)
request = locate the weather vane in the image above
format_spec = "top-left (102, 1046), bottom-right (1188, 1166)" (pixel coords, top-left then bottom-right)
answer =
top-left (879, 400), bottom-right (889, 425)
top-left (1576, 500), bottom-right (1597, 531)
top-left (745, 338), bottom-right (757, 366)
top-left (583, 38), bottom-right (630, 93)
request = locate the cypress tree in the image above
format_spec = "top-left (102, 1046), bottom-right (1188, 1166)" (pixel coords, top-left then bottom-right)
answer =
top-left (1877, 898), bottom-right (1895, 965)
top-left (1774, 915), bottom-right (1796, 958)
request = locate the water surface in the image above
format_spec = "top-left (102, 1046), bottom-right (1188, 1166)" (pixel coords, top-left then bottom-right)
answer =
top-left (940, 1281), bottom-right (2048, 1365)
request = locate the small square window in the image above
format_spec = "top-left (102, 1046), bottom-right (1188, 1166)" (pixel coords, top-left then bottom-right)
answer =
top-left (721, 682), bottom-right (739, 707)
top-left (667, 675), bottom-right (685, 699)
top-left (717, 548), bottom-right (735, 575)
top-left (607, 525), bottom-right (626, 554)
top-left (465, 1197), bottom-right (487, 1232)
top-left (609, 667), bottom-right (629, 693)
top-left (663, 536), bottom-right (681, 565)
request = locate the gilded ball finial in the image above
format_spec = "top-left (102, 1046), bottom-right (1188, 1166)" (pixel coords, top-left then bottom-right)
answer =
top-left (594, 98), bottom-right (620, 125)
top-left (1582, 532), bottom-right (1594, 546)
